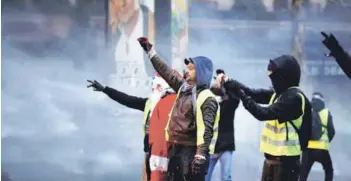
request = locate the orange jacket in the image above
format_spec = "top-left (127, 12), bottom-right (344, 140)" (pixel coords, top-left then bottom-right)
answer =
top-left (148, 93), bottom-right (177, 181)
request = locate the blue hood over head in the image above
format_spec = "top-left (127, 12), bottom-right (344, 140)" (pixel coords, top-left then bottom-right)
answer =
top-left (185, 56), bottom-right (214, 88)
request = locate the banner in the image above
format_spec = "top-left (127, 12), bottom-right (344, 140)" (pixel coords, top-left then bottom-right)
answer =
top-left (171, 0), bottom-right (188, 72)
top-left (109, 0), bottom-right (155, 88)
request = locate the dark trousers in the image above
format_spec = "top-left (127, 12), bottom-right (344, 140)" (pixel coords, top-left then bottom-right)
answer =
top-left (261, 158), bottom-right (300, 181)
top-left (167, 144), bottom-right (206, 181)
top-left (300, 149), bottom-right (333, 181)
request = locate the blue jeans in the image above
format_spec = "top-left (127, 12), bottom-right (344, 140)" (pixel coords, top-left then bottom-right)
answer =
top-left (205, 151), bottom-right (233, 181)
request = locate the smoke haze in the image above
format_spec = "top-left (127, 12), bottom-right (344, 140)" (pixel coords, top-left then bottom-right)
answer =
top-left (2, 1), bottom-right (351, 181)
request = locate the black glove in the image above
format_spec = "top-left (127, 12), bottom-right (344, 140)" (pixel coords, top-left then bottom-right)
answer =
top-left (87, 80), bottom-right (105, 91)
top-left (216, 69), bottom-right (225, 75)
top-left (191, 156), bottom-right (208, 175)
top-left (228, 79), bottom-right (243, 97)
top-left (214, 69), bottom-right (225, 80)
top-left (137, 37), bottom-right (153, 53)
top-left (321, 32), bottom-right (344, 57)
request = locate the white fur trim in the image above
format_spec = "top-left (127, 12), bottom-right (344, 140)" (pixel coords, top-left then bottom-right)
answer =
top-left (149, 155), bottom-right (169, 171)
top-left (194, 154), bottom-right (206, 160)
top-left (152, 76), bottom-right (172, 95)
top-left (215, 96), bottom-right (223, 103)
top-left (148, 47), bottom-right (157, 59)
top-left (149, 92), bottom-right (162, 114)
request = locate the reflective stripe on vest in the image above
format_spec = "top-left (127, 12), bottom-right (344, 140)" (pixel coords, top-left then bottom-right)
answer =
top-left (308, 108), bottom-right (329, 150)
top-left (196, 89), bottom-right (220, 155)
top-left (165, 88), bottom-right (220, 155)
top-left (259, 87), bottom-right (305, 156)
top-left (142, 99), bottom-right (151, 136)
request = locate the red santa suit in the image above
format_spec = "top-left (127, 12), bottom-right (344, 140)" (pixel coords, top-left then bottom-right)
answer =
top-left (148, 71), bottom-right (181, 181)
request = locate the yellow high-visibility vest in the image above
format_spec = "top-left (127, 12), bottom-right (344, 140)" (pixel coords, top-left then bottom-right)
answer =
top-left (308, 109), bottom-right (329, 150)
top-left (142, 99), bottom-right (151, 136)
top-left (260, 87), bottom-right (305, 156)
top-left (165, 89), bottom-right (220, 154)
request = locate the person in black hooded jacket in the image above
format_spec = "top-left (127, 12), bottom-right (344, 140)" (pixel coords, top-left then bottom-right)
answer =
top-left (206, 69), bottom-right (240, 181)
top-left (217, 55), bottom-right (312, 181)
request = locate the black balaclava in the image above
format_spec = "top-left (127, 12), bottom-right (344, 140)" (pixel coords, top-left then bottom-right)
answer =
top-left (268, 60), bottom-right (287, 94)
top-left (311, 92), bottom-right (325, 112)
top-left (267, 55), bottom-right (301, 94)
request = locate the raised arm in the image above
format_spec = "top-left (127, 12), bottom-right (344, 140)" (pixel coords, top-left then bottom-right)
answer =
top-left (137, 37), bottom-right (184, 92)
top-left (321, 31), bottom-right (351, 80)
top-left (147, 51), bottom-right (183, 92)
top-left (333, 50), bottom-right (351, 80)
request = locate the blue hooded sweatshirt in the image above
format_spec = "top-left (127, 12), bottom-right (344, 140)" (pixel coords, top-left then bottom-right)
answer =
top-left (182, 56), bottom-right (214, 113)
top-left (184, 56), bottom-right (214, 88)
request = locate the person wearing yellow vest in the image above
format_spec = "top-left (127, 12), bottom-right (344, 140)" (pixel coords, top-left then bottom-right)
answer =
top-left (218, 55), bottom-right (312, 181)
top-left (137, 37), bottom-right (220, 181)
top-left (300, 92), bottom-right (335, 181)
top-left (86, 73), bottom-right (177, 181)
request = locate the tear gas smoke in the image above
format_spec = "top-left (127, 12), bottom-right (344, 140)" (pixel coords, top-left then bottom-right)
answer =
top-left (2, 1), bottom-right (351, 181)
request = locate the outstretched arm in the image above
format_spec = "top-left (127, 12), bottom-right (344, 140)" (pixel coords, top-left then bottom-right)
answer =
top-left (224, 79), bottom-right (274, 104)
top-left (103, 87), bottom-right (148, 111)
top-left (239, 90), bottom-right (303, 122)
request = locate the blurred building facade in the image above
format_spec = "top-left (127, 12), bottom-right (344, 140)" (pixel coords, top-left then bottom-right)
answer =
top-left (1, 0), bottom-right (351, 180)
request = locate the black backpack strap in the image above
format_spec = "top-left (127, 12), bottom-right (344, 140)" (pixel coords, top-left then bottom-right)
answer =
top-left (289, 120), bottom-right (300, 134)
top-left (286, 87), bottom-right (305, 135)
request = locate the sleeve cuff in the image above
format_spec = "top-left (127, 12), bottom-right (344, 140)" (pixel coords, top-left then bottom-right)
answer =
top-left (148, 47), bottom-right (157, 59)
top-left (102, 86), bottom-right (110, 93)
top-left (194, 154), bottom-right (206, 160)
top-left (223, 76), bottom-right (230, 82)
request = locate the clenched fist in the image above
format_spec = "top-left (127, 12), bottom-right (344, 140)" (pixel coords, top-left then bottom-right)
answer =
top-left (191, 156), bottom-right (208, 175)
top-left (137, 37), bottom-right (153, 53)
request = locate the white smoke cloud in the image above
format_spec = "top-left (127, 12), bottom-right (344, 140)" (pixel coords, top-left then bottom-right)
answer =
top-left (2, 1), bottom-right (351, 181)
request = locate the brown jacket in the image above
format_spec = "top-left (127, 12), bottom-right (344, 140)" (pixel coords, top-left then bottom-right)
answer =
top-left (148, 53), bottom-right (218, 157)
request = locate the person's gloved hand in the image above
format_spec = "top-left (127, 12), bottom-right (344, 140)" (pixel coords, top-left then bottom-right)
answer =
top-left (216, 69), bottom-right (225, 75)
top-left (87, 80), bottom-right (105, 91)
top-left (321, 32), bottom-right (343, 57)
top-left (216, 71), bottom-right (231, 89)
top-left (227, 79), bottom-right (241, 95)
top-left (191, 155), bottom-right (207, 175)
top-left (137, 37), bottom-right (153, 53)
